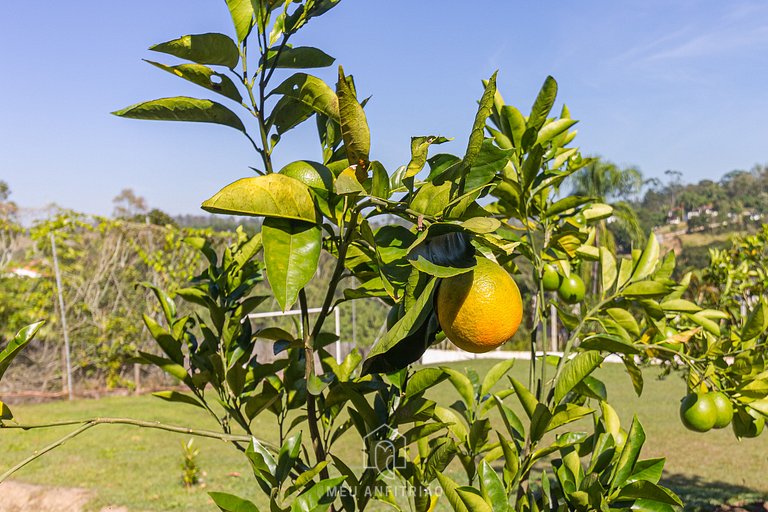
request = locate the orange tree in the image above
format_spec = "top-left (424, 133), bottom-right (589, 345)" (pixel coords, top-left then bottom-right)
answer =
top-left (2, 1), bottom-right (768, 511)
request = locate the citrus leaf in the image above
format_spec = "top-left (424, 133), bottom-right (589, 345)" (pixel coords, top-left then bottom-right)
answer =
top-left (225, 0), bottom-right (254, 41)
top-left (457, 488), bottom-right (493, 512)
top-left (436, 472), bottom-right (470, 512)
top-left (209, 492), bottom-right (259, 512)
top-left (337, 66), bottom-right (370, 165)
top-left (631, 232), bottom-right (660, 282)
top-left (659, 299), bottom-right (701, 313)
top-left (264, 46), bottom-right (335, 69)
top-left (600, 247), bottom-right (617, 293)
top-left (478, 460), bottom-right (506, 509)
top-left (145, 60), bottom-right (243, 103)
top-left (480, 359), bottom-right (515, 397)
top-left (0, 400), bottom-right (13, 420)
top-left (606, 308), bottom-right (640, 337)
top-left (528, 76), bottom-right (557, 131)
top-left (202, 174), bottom-right (317, 222)
top-left (545, 195), bottom-right (592, 217)
top-left (152, 390), bottom-right (204, 409)
top-left (741, 301), bottom-right (767, 342)
top-left (500, 105), bottom-right (526, 148)
top-left (621, 281), bottom-right (670, 298)
top-left (580, 334), bottom-right (640, 355)
top-left (113, 97), bottom-right (245, 132)
top-left (262, 219), bottom-right (321, 312)
top-left (150, 33), bottom-right (239, 68)
top-left (611, 416), bottom-right (646, 490)
top-left (362, 279), bottom-right (438, 374)
top-left (0, 321), bottom-right (44, 381)
top-left (536, 118), bottom-right (577, 146)
top-left (272, 73), bottom-right (339, 120)
top-left (406, 368), bottom-right (448, 396)
top-left (554, 351), bottom-right (604, 404)
top-left (463, 72), bottom-right (497, 171)
top-left (616, 481), bottom-right (682, 506)
top-left (406, 136), bottom-right (451, 178)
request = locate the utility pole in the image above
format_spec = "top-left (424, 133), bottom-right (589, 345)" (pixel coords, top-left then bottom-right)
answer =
top-left (50, 232), bottom-right (73, 400)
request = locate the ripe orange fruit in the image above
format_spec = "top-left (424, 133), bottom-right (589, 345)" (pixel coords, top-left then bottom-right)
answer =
top-left (436, 257), bottom-right (522, 353)
top-left (680, 393), bottom-right (717, 432)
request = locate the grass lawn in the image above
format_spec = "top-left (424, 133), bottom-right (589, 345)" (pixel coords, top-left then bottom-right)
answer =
top-left (1, 359), bottom-right (767, 511)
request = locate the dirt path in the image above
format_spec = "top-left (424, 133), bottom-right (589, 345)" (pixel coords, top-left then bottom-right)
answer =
top-left (0, 481), bottom-right (127, 512)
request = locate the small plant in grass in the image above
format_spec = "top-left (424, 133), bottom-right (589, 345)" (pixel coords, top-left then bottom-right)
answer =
top-left (1, 1), bottom-right (767, 511)
top-left (181, 438), bottom-right (205, 489)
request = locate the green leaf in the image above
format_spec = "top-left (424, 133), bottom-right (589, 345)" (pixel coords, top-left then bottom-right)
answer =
top-left (554, 351), bottom-right (604, 404)
top-left (545, 196), bottom-right (592, 217)
top-left (152, 390), bottom-right (204, 409)
top-left (406, 136), bottom-right (451, 178)
top-left (290, 476), bottom-right (345, 512)
top-left (410, 182), bottom-right (453, 216)
top-left (600, 247), bottom-right (617, 293)
top-left (436, 472), bottom-right (470, 512)
top-left (616, 481), bottom-right (682, 506)
top-left (631, 233), bottom-right (660, 282)
top-left (143, 314), bottom-right (184, 364)
top-left (1, 400), bottom-right (13, 420)
top-left (370, 161), bottom-right (390, 199)
top-left (509, 376), bottom-right (538, 419)
top-left (276, 431), bottom-right (302, 485)
top-left (113, 97), bottom-right (245, 132)
top-left (582, 202), bottom-right (613, 221)
top-left (627, 458), bottom-right (666, 485)
top-left (463, 72), bottom-right (497, 171)
top-left (465, 139), bottom-right (513, 190)
top-left (262, 219), bottom-right (321, 311)
top-left (138, 352), bottom-right (191, 386)
top-left (337, 66), bottom-right (370, 165)
top-left (521, 144), bottom-right (544, 191)
top-left (264, 46), bottom-right (335, 69)
top-left (742, 301), bottom-right (767, 342)
top-left (0, 321), bottom-right (44, 381)
top-left (457, 488), bottom-right (493, 512)
top-left (611, 416), bottom-right (646, 490)
top-left (659, 299), bottom-right (701, 313)
top-left (546, 403), bottom-right (594, 432)
top-left (500, 105), bottom-right (526, 148)
top-left (150, 33), bottom-right (239, 68)
top-left (528, 76), bottom-right (557, 131)
top-left (202, 174), bottom-right (317, 222)
top-left (145, 60), bottom-right (243, 103)
top-left (362, 279), bottom-right (438, 373)
top-left (494, 395), bottom-right (525, 439)
top-left (606, 308), bottom-right (640, 337)
top-left (623, 357), bottom-right (644, 396)
top-left (478, 461), bottom-right (506, 511)
top-left (225, 0), bottom-right (255, 41)
top-left (480, 359), bottom-right (515, 397)
top-left (287, 461), bottom-right (329, 494)
top-left (406, 368), bottom-right (448, 396)
top-left (536, 118), bottom-right (577, 146)
top-left (621, 281), bottom-right (670, 298)
top-left (442, 367), bottom-right (476, 406)
top-left (580, 334), bottom-right (640, 355)
top-left (272, 73), bottom-right (339, 120)
top-left (209, 492), bottom-right (259, 512)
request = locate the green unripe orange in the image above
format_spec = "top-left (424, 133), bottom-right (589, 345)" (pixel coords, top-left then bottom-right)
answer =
top-left (542, 265), bottom-right (561, 291)
top-left (709, 392), bottom-right (733, 429)
top-left (679, 393), bottom-right (717, 432)
top-left (278, 160), bottom-right (334, 196)
top-left (558, 274), bottom-right (585, 304)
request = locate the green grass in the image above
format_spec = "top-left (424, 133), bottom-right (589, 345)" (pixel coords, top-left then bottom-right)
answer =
top-left (1, 360), bottom-right (767, 510)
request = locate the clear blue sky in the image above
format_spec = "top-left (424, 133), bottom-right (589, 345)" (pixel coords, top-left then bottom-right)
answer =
top-left (2, 1), bottom-right (767, 216)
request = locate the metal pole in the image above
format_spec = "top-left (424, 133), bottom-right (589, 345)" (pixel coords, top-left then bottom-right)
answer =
top-left (550, 302), bottom-right (558, 352)
top-left (50, 232), bottom-right (73, 400)
top-left (335, 307), bottom-right (341, 363)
